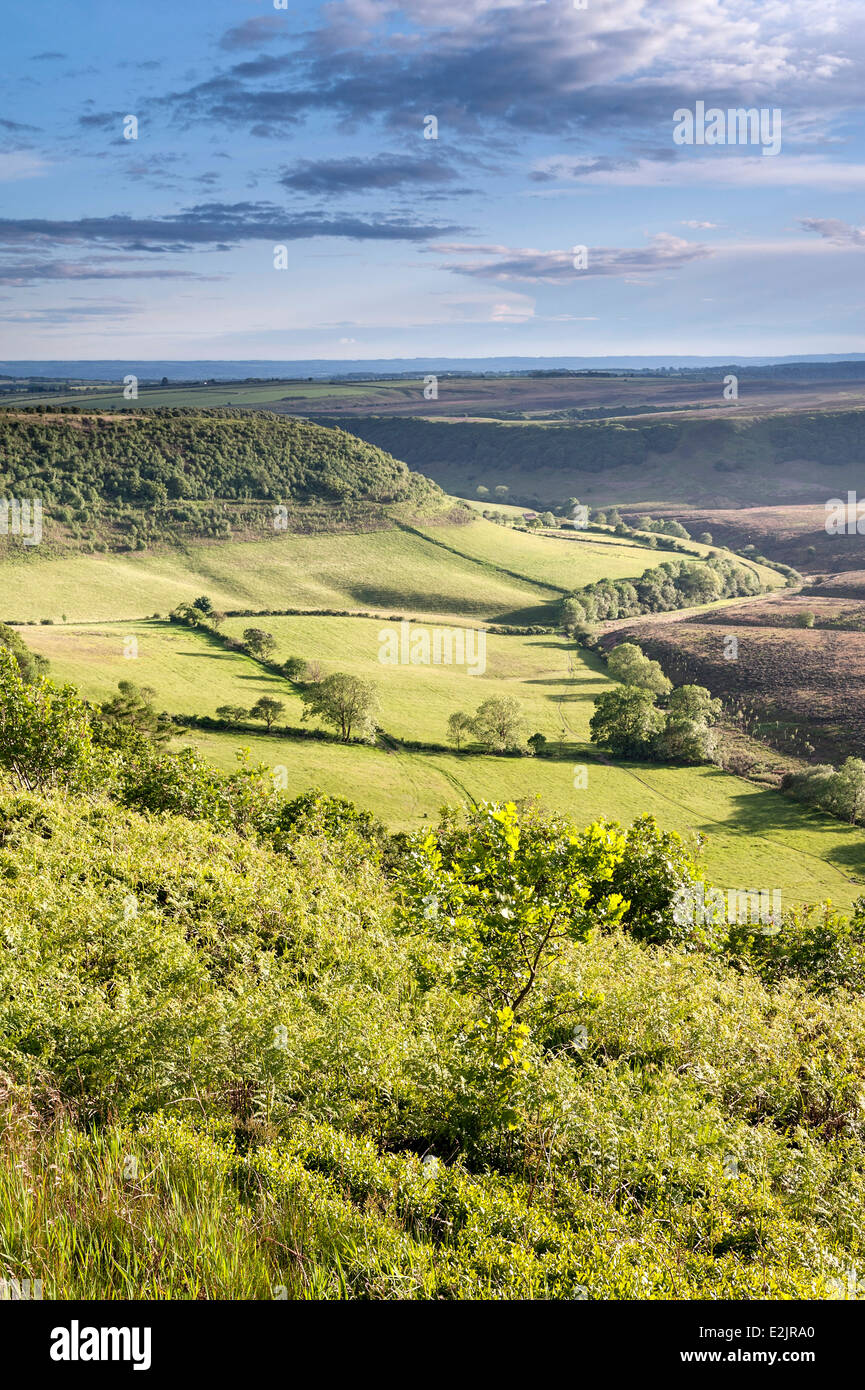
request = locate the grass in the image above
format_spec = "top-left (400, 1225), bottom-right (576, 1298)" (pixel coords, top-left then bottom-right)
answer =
top-left (0, 525), bottom-right (563, 625)
top-left (409, 520), bottom-right (668, 590)
top-left (20, 610), bottom-right (865, 905)
top-left (18, 620), bottom-right (293, 719)
top-left (182, 728), bottom-right (865, 907)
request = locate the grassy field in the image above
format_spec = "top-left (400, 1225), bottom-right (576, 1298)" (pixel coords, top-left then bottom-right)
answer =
top-left (8, 497), bottom-right (860, 910)
top-left (20, 611), bottom-right (865, 906)
top-left (18, 620), bottom-right (293, 719)
top-left (21, 616), bottom-right (610, 745)
top-left (183, 726), bottom-right (865, 907)
top-left (410, 521), bottom-right (674, 591)
top-left (0, 523), bottom-right (563, 625)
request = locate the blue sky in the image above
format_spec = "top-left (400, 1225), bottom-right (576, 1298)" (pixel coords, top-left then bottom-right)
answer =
top-left (2, 0), bottom-right (864, 359)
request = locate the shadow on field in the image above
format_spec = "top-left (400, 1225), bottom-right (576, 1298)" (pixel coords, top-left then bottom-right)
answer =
top-left (704, 783), bottom-right (865, 878)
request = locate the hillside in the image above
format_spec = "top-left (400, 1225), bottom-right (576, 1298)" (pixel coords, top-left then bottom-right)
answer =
top-left (3, 667), bottom-right (865, 1299)
top-left (0, 409), bottom-right (445, 553)
top-left (308, 409), bottom-right (865, 509)
top-left (20, 612), bottom-right (865, 905)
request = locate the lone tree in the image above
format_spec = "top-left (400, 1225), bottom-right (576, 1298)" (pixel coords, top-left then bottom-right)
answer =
top-left (527, 732), bottom-right (548, 756)
top-left (447, 710), bottom-right (474, 749)
top-left (100, 680), bottom-right (172, 746)
top-left (471, 696), bottom-right (524, 751)
top-left (243, 628), bottom-right (277, 661)
top-left (248, 696), bottom-right (285, 732)
top-left (282, 656), bottom-right (308, 681)
top-left (301, 673), bottom-right (379, 742)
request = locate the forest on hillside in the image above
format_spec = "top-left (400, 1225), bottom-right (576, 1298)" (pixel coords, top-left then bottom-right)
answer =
top-left (0, 410), bottom-right (444, 548)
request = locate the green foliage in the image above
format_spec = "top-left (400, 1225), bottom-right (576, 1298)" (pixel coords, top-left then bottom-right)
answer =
top-left (248, 696), bottom-right (285, 731)
top-left (1, 784), bottom-right (865, 1296)
top-left (591, 679), bottom-right (721, 766)
top-left (0, 623), bottom-right (49, 683)
top-left (589, 686), bottom-right (663, 757)
top-left (281, 656), bottom-right (308, 681)
top-left (300, 672), bottom-right (380, 742)
top-left (785, 757), bottom-right (865, 826)
top-left (571, 815), bottom-right (710, 947)
top-left (447, 710), bottom-right (474, 749)
top-left (99, 680), bottom-right (172, 747)
top-left (0, 648), bottom-right (101, 792)
top-left (607, 641), bottom-right (672, 695)
top-left (470, 696), bottom-right (525, 751)
top-left (242, 627), bottom-right (277, 660)
top-left (577, 554), bottom-right (761, 623)
top-left (726, 901), bottom-right (865, 993)
top-left (215, 704), bottom-right (248, 724)
top-left (0, 409), bottom-right (441, 547)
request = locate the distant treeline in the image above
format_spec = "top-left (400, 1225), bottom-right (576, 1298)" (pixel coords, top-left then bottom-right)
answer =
top-left (309, 408), bottom-right (865, 480)
top-left (564, 554), bottom-right (766, 628)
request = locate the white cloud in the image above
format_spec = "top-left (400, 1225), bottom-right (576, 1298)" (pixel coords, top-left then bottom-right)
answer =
top-left (530, 154), bottom-right (865, 191)
top-left (0, 153), bottom-right (48, 181)
top-left (435, 232), bottom-right (711, 282)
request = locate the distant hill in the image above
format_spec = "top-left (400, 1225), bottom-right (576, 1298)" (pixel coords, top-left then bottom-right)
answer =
top-left (308, 408), bottom-right (865, 509)
top-left (0, 409), bottom-right (447, 552)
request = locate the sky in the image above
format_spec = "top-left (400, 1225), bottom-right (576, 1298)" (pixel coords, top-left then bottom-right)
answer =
top-left (1, 0), bottom-right (864, 360)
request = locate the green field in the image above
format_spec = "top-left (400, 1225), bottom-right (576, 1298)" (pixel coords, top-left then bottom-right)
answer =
top-left (7, 494), bottom-right (858, 909)
top-left (182, 727), bottom-right (865, 907)
top-left (20, 611), bottom-right (865, 907)
top-left (1, 523), bottom-right (563, 625)
top-left (0, 380), bottom-right (408, 410)
top-left (24, 616), bottom-right (606, 744)
top-left (0, 511), bottom-right (780, 629)
top-left (19, 620), bottom-right (292, 719)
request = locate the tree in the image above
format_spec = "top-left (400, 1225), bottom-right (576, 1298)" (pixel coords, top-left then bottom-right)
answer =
top-left (193, 596), bottom-right (214, 614)
top-left (676, 564), bottom-right (723, 605)
top-left (607, 642), bottom-right (672, 696)
top-left (666, 684), bottom-right (721, 723)
top-left (539, 511), bottom-right (556, 527)
top-left (248, 696), bottom-right (285, 731)
top-left (561, 598), bottom-right (587, 635)
top-left (698, 532), bottom-right (713, 545)
top-left (795, 611), bottom-right (816, 629)
top-left (835, 758), bottom-right (865, 823)
top-left (447, 711), bottom-right (474, 749)
top-left (471, 696), bottom-right (525, 751)
top-left (655, 715), bottom-right (718, 765)
top-left (0, 623), bottom-right (49, 683)
top-left (494, 485), bottom-right (509, 498)
top-left (0, 648), bottom-right (101, 792)
top-left (282, 656), bottom-right (308, 681)
top-left (99, 681), bottom-right (172, 746)
top-left (216, 704), bottom-right (249, 724)
top-left (301, 673), bottom-right (379, 742)
top-left (527, 732), bottom-right (547, 756)
top-left (402, 801), bottom-right (627, 1025)
top-left (243, 628), bottom-right (277, 661)
top-left (589, 686), bottom-right (663, 758)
